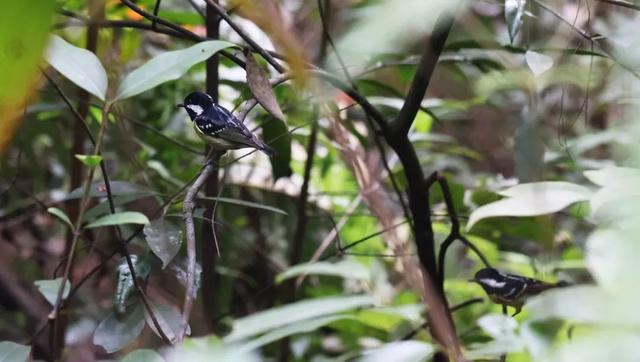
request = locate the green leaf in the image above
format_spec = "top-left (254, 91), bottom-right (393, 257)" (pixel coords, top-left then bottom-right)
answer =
top-left (584, 167), bottom-right (640, 186)
top-left (115, 40), bottom-right (235, 100)
top-left (66, 181), bottom-right (155, 200)
top-left (45, 35), bottom-right (108, 101)
top-left (525, 50), bottom-right (553, 75)
top-left (143, 301), bottom-right (189, 344)
top-left (358, 341), bottom-right (434, 362)
top-left (198, 196), bottom-right (287, 215)
top-left (47, 207), bottom-right (73, 229)
top-left (0, 341), bottom-right (30, 362)
top-left (261, 119), bottom-right (291, 180)
top-left (505, 0), bottom-right (526, 44)
top-left (85, 211), bottom-right (150, 229)
top-left (74, 154), bottom-right (103, 167)
top-left (34, 277), bottom-right (71, 306)
top-left (246, 53), bottom-right (285, 121)
top-left (467, 182), bottom-right (592, 229)
top-left (276, 260), bottom-right (370, 283)
top-left (143, 219), bottom-right (182, 269)
top-left (114, 256), bottom-right (152, 314)
top-left (93, 301), bottom-right (145, 353)
top-left (121, 349), bottom-right (164, 362)
top-left (238, 315), bottom-right (352, 353)
top-left (224, 295), bottom-right (375, 342)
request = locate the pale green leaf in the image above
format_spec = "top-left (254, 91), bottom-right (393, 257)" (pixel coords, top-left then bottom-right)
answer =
top-left (47, 207), bottom-right (73, 229)
top-left (45, 35), bottom-right (107, 101)
top-left (276, 260), bottom-right (370, 283)
top-left (74, 154), bottom-right (103, 167)
top-left (121, 349), bottom-right (164, 362)
top-left (584, 167), bottom-right (640, 186)
top-left (93, 302), bottom-right (145, 353)
top-left (525, 50), bottom-right (553, 75)
top-left (224, 295), bottom-right (375, 342)
top-left (85, 211), bottom-right (150, 229)
top-left (0, 341), bottom-right (30, 362)
top-left (115, 40), bottom-right (235, 100)
top-left (34, 277), bottom-right (70, 306)
top-left (358, 341), bottom-right (434, 362)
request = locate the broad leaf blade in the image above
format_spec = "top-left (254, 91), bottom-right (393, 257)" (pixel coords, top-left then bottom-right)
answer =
top-left (0, 342), bottom-right (31, 362)
top-left (34, 277), bottom-right (71, 306)
top-left (85, 211), bottom-right (150, 229)
top-left (47, 207), bottom-right (73, 229)
top-left (93, 302), bottom-right (145, 353)
top-left (246, 53), bottom-right (285, 121)
top-left (115, 40), bottom-right (235, 100)
top-left (45, 35), bottom-right (108, 101)
top-left (143, 219), bottom-right (183, 269)
top-left (261, 119), bottom-right (291, 180)
top-left (505, 0), bottom-right (526, 44)
top-left (358, 341), bottom-right (434, 362)
top-left (525, 50), bottom-right (553, 75)
top-left (144, 301), bottom-right (189, 343)
top-left (276, 260), bottom-right (370, 283)
top-left (121, 349), bottom-right (164, 362)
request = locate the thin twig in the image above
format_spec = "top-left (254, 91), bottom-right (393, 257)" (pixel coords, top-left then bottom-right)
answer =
top-left (596, 0), bottom-right (640, 11)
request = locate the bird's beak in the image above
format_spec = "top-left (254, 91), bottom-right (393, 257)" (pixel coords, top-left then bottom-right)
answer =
top-left (176, 103), bottom-right (185, 108)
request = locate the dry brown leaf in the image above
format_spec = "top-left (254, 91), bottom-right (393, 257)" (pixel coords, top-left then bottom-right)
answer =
top-left (245, 52), bottom-right (285, 121)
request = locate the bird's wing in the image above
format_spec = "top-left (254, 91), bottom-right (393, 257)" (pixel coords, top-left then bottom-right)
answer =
top-left (195, 105), bottom-right (264, 149)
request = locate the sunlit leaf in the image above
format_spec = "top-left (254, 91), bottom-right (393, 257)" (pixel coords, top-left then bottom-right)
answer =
top-left (505, 0), bottom-right (526, 44)
top-left (121, 349), bottom-right (164, 362)
top-left (143, 219), bottom-right (183, 269)
top-left (467, 182), bottom-right (592, 229)
top-left (93, 301), bottom-right (145, 353)
top-left (525, 50), bottom-right (553, 75)
top-left (0, 341), bottom-right (30, 362)
top-left (0, 1), bottom-right (55, 155)
top-left (276, 260), bottom-right (370, 283)
top-left (45, 35), bottom-right (108, 101)
top-left (85, 211), bottom-right (150, 229)
top-left (358, 341), bottom-right (434, 362)
top-left (115, 40), bottom-right (235, 100)
top-left (74, 154), bottom-right (103, 167)
top-left (246, 52), bottom-right (285, 121)
top-left (224, 295), bottom-right (375, 342)
top-left (584, 167), bottom-right (640, 187)
top-left (34, 277), bottom-right (71, 306)
top-left (47, 207), bottom-right (73, 229)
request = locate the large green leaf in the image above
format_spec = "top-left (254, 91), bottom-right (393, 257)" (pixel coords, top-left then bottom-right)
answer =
top-left (276, 260), bottom-right (370, 283)
top-left (0, 1), bottom-right (55, 155)
top-left (224, 295), bottom-right (375, 342)
top-left (143, 219), bottom-right (183, 269)
top-left (93, 302), bottom-right (145, 353)
top-left (34, 277), bottom-right (70, 305)
top-left (358, 341), bottom-right (434, 362)
top-left (0, 341), bottom-right (30, 362)
top-left (45, 35), bottom-right (108, 101)
top-left (85, 211), bottom-right (150, 229)
top-left (467, 182), bottom-right (592, 229)
top-left (115, 40), bottom-right (235, 100)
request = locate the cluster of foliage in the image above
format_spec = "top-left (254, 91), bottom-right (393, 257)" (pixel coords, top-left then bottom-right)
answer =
top-left (1, 0), bottom-right (640, 361)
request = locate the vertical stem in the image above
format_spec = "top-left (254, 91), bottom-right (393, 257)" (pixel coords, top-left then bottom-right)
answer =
top-left (201, 0), bottom-right (221, 332)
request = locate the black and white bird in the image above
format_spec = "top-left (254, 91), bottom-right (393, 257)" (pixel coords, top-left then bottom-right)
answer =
top-left (177, 91), bottom-right (274, 156)
top-left (471, 267), bottom-right (568, 316)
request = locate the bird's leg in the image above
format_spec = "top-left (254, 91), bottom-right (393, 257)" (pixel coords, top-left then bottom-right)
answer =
top-left (511, 305), bottom-right (522, 317)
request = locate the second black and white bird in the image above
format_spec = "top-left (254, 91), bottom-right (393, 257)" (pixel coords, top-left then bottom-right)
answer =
top-left (177, 91), bottom-right (274, 156)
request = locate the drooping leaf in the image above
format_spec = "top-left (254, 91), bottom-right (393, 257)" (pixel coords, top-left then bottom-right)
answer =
top-left (114, 256), bottom-right (152, 314)
top-left (34, 277), bottom-right (71, 306)
top-left (198, 196), bottom-right (287, 215)
top-left (66, 181), bottom-right (155, 199)
top-left (245, 53), bottom-right (285, 121)
top-left (143, 219), bottom-right (183, 269)
top-left (47, 207), bottom-right (73, 229)
top-left (525, 50), bottom-right (553, 75)
top-left (74, 154), bottom-right (103, 167)
top-left (121, 349), bottom-right (164, 362)
top-left (0, 341), bottom-right (31, 362)
top-left (224, 295), bottom-right (375, 342)
top-left (115, 40), bottom-right (235, 100)
top-left (276, 260), bottom-right (370, 283)
top-left (358, 341), bottom-right (434, 362)
top-left (261, 118), bottom-right (291, 180)
top-left (144, 301), bottom-right (190, 343)
top-left (0, 1), bottom-right (55, 155)
top-left (85, 211), bottom-right (150, 229)
top-left (45, 35), bottom-right (108, 101)
top-left (93, 301), bottom-right (145, 353)
top-left (505, 0), bottom-right (526, 44)
top-left (467, 182), bottom-right (592, 229)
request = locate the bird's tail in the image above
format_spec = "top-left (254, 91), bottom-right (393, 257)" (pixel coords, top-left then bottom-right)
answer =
top-left (259, 142), bottom-right (275, 157)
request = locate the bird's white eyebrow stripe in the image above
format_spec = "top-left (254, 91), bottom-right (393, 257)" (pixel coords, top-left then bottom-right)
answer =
top-left (479, 278), bottom-right (506, 288)
top-left (186, 104), bottom-right (204, 115)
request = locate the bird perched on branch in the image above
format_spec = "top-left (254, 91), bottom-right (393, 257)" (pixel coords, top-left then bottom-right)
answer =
top-left (470, 267), bottom-right (568, 316)
top-left (177, 91), bottom-right (274, 156)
